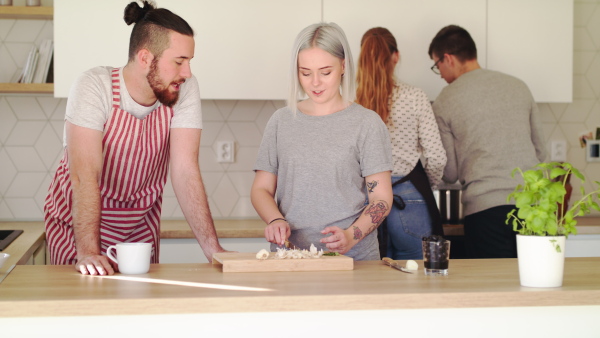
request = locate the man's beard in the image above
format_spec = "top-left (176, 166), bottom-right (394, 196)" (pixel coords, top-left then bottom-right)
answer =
top-left (146, 58), bottom-right (181, 108)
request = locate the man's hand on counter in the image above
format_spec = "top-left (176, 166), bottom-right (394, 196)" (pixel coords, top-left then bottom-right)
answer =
top-left (75, 255), bottom-right (116, 276)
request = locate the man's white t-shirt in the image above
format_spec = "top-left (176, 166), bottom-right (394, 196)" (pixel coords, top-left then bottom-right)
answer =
top-left (63, 66), bottom-right (202, 146)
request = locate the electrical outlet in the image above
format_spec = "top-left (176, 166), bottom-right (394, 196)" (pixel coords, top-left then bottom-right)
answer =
top-left (216, 141), bottom-right (234, 163)
top-left (551, 140), bottom-right (567, 162)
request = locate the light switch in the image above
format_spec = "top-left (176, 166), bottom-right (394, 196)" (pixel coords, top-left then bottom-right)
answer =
top-left (551, 140), bottom-right (567, 162)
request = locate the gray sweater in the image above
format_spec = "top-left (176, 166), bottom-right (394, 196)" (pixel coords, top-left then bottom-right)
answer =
top-left (433, 68), bottom-right (546, 216)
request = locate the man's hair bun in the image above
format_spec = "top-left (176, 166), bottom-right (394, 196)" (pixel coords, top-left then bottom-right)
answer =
top-left (123, 1), bottom-right (156, 26)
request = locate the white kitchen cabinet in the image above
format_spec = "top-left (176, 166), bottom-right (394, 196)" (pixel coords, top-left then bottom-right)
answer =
top-left (487, 0), bottom-right (573, 103)
top-left (325, 0), bottom-right (573, 103)
top-left (324, 0), bottom-right (487, 103)
top-left (566, 234), bottom-right (600, 257)
top-left (160, 237), bottom-right (269, 263)
top-left (54, 0), bottom-right (573, 102)
top-left (54, 0), bottom-right (321, 99)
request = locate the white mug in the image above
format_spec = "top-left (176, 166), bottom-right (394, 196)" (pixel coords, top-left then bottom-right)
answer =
top-left (106, 242), bottom-right (152, 274)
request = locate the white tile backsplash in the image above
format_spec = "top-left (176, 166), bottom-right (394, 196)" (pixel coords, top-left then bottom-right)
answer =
top-left (5, 146), bottom-right (46, 171)
top-left (6, 97), bottom-right (46, 120)
top-left (4, 197), bottom-right (42, 219)
top-left (212, 175), bottom-right (240, 217)
top-left (4, 20), bottom-right (45, 42)
top-left (587, 6), bottom-right (600, 47)
top-left (587, 54), bottom-right (600, 95)
top-left (573, 26), bottom-right (596, 50)
top-left (33, 124), bottom-right (61, 169)
top-left (5, 121), bottom-right (46, 146)
top-left (573, 74), bottom-right (597, 99)
top-left (228, 122), bottom-right (263, 146)
top-left (0, 98), bottom-right (17, 143)
top-left (561, 99), bottom-right (596, 122)
top-left (0, 19), bottom-right (15, 41)
top-left (0, 44), bottom-right (17, 82)
top-left (1, 1), bottom-right (600, 220)
top-left (5, 172), bottom-right (46, 198)
top-left (0, 200), bottom-right (13, 219)
top-left (228, 100), bottom-right (265, 121)
top-left (0, 148), bottom-right (17, 195)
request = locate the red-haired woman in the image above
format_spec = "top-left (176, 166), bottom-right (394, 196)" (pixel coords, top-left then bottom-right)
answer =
top-left (356, 27), bottom-right (447, 259)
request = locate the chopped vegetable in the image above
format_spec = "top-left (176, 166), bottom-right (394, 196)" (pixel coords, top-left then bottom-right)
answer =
top-left (256, 249), bottom-right (270, 260)
top-left (323, 252), bottom-right (340, 256)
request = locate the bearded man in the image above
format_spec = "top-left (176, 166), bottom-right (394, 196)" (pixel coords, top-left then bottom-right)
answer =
top-left (44, 1), bottom-right (225, 275)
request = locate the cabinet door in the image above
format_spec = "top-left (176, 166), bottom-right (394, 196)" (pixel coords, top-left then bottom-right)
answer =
top-left (487, 0), bottom-right (573, 103)
top-left (324, 0), bottom-right (487, 101)
top-left (54, 0), bottom-right (321, 99)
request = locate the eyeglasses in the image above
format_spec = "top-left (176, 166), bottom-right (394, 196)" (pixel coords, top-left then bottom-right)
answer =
top-left (431, 57), bottom-right (443, 75)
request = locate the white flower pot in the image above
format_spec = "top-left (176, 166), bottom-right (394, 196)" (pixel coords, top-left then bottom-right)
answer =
top-left (516, 234), bottom-right (566, 288)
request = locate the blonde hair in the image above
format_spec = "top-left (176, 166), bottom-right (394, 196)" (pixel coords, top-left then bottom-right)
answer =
top-left (356, 27), bottom-right (398, 123)
top-left (288, 22), bottom-right (355, 114)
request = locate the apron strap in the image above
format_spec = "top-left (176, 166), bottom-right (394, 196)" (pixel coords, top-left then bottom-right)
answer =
top-left (378, 161), bottom-right (445, 258)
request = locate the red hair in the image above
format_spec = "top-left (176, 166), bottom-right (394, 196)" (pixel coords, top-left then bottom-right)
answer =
top-left (356, 27), bottom-right (398, 123)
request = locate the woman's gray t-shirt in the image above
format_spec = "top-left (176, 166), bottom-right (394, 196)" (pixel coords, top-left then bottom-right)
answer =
top-left (254, 103), bottom-right (393, 260)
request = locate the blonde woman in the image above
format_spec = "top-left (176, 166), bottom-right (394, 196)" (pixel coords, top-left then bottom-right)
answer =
top-left (251, 23), bottom-right (393, 260)
top-left (356, 27), bottom-right (446, 259)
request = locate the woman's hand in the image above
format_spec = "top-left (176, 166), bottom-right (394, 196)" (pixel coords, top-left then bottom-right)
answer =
top-left (320, 226), bottom-right (355, 254)
top-left (264, 219), bottom-right (291, 246)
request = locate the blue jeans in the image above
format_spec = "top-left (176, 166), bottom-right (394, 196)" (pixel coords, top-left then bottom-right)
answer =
top-left (384, 176), bottom-right (433, 260)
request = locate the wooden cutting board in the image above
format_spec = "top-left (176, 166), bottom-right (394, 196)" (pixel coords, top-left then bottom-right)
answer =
top-left (212, 252), bottom-right (354, 273)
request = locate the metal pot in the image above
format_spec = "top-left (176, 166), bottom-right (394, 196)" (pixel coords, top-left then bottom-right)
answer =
top-left (435, 189), bottom-right (464, 224)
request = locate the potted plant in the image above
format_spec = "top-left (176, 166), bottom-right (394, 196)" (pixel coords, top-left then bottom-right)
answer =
top-left (506, 161), bottom-right (600, 287)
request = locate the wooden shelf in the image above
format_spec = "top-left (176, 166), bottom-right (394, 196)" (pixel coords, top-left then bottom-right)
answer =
top-left (0, 83), bottom-right (53, 94)
top-left (0, 6), bottom-right (53, 20)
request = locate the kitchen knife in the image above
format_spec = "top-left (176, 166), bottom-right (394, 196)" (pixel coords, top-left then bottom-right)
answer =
top-left (382, 257), bottom-right (413, 274)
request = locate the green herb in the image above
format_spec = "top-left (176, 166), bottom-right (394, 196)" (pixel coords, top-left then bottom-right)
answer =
top-left (506, 161), bottom-right (600, 237)
top-left (323, 252), bottom-right (340, 256)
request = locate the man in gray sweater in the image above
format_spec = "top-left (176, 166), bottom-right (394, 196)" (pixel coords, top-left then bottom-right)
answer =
top-left (428, 25), bottom-right (546, 258)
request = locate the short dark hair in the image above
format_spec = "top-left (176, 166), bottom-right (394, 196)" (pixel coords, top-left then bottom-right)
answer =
top-left (428, 25), bottom-right (477, 62)
top-left (124, 1), bottom-right (194, 62)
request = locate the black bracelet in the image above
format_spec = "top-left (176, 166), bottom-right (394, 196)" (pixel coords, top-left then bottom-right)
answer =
top-left (268, 217), bottom-right (287, 225)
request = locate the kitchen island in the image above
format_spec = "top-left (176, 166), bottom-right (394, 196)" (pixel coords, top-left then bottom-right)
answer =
top-left (1, 258), bottom-right (599, 337)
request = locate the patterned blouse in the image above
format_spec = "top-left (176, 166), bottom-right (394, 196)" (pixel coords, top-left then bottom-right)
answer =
top-left (386, 82), bottom-right (447, 188)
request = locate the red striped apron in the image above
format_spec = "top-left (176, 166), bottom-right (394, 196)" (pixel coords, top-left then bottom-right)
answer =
top-left (44, 68), bottom-right (172, 265)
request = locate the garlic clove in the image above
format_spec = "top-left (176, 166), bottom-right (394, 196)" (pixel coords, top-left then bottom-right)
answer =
top-left (256, 249), bottom-right (270, 260)
top-left (405, 260), bottom-right (419, 271)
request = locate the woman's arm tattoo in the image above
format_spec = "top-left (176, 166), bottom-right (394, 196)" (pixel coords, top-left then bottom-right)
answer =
top-left (352, 225), bottom-right (363, 240)
top-left (363, 200), bottom-right (389, 235)
top-left (366, 180), bottom-right (378, 193)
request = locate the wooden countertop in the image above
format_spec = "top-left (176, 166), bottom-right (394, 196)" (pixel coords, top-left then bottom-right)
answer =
top-left (0, 257), bottom-right (599, 317)
top-left (0, 222), bottom-right (45, 276)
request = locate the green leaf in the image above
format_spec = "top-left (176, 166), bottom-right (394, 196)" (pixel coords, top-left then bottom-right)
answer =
top-left (515, 192), bottom-right (534, 208)
top-left (523, 170), bottom-right (543, 184)
top-left (571, 167), bottom-right (585, 181)
top-left (546, 219), bottom-right (558, 235)
top-left (550, 167), bottom-right (567, 179)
